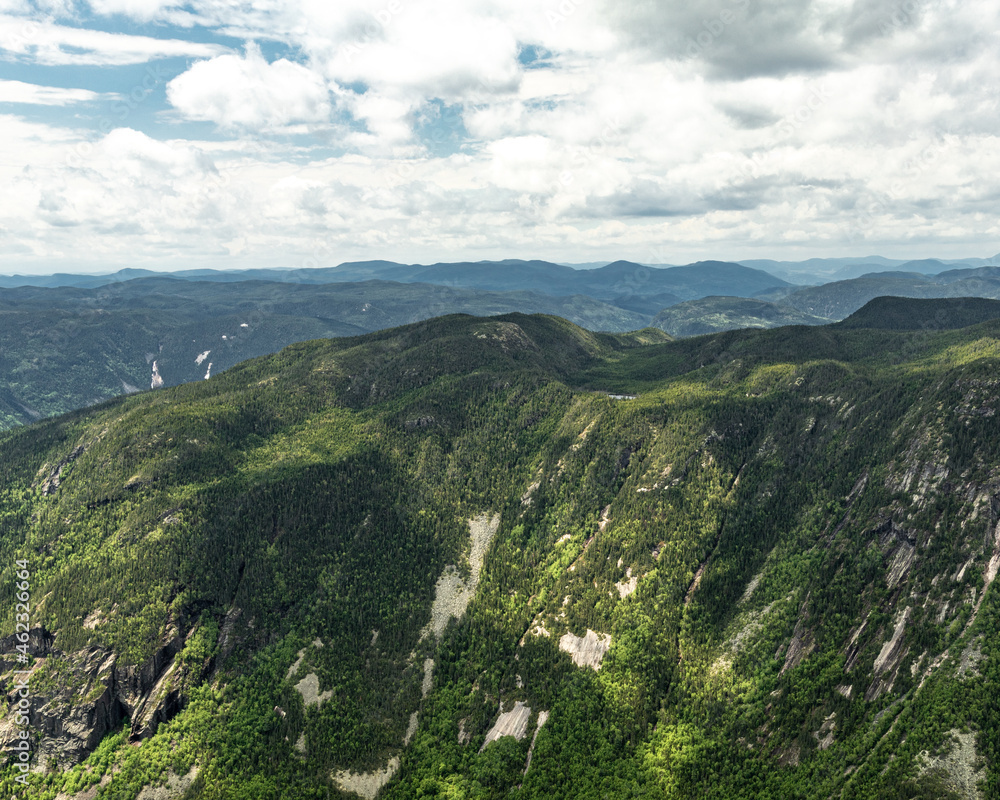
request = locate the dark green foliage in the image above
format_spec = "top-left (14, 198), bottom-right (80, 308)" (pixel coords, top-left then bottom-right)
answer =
top-left (652, 296), bottom-right (830, 336)
top-left (0, 310), bottom-right (999, 798)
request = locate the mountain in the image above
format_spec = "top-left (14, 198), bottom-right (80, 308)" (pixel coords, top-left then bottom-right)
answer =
top-left (2, 309), bottom-right (1000, 798)
top-left (7, 257), bottom-right (1000, 434)
top-left (0, 278), bottom-right (646, 430)
top-left (837, 296), bottom-right (1000, 330)
top-left (737, 255), bottom-right (999, 283)
top-left (0, 259), bottom-right (790, 306)
top-left (650, 296), bottom-right (830, 337)
top-left (781, 268), bottom-right (1000, 320)
top-left (578, 260), bottom-right (790, 300)
top-left (737, 256), bottom-right (905, 282)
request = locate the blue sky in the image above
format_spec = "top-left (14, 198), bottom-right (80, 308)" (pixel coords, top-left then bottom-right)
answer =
top-left (1, 0), bottom-right (999, 273)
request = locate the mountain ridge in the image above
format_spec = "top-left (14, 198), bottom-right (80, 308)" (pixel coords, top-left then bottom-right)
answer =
top-left (1, 310), bottom-right (1000, 798)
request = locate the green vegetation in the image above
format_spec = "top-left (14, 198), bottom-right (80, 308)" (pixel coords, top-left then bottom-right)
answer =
top-left (836, 296), bottom-right (1000, 331)
top-left (0, 310), bottom-right (998, 799)
top-left (0, 278), bottom-right (648, 430)
top-left (651, 296), bottom-right (829, 336)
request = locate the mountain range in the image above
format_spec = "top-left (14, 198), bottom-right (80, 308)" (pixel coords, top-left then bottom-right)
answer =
top-left (1, 306), bottom-right (999, 798)
top-left (3, 258), bottom-right (1000, 432)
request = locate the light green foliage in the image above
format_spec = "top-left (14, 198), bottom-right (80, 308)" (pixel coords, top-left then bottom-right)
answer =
top-left (0, 312), bottom-right (998, 798)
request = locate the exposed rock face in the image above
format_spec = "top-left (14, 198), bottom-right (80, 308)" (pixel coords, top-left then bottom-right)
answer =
top-left (293, 672), bottom-right (332, 707)
top-left (615, 568), bottom-right (638, 598)
top-left (0, 625), bottom-right (189, 767)
top-left (334, 757), bottom-right (400, 800)
top-left (918, 730), bottom-right (985, 800)
top-left (38, 445), bottom-right (85, 495)
top-left (559, 629), bottom-right (612, 670)
top-left (779, 603), bottom-right (814, 676)
top-left (866, 607), bottom-right (911, 701)
top-left (480, 701), bottom-right (532, 752)
top-left (423, 513), bottom-right (500, 639)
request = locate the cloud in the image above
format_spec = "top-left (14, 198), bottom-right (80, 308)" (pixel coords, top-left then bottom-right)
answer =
top-left (0, 79), bottom-right (109, 104)
top-left (603, 0), bottom-right (841, 78)
top-left (0, 14), bottom-right (228, 65)
top-left (166, 43), bottom-right (332, 131)
top-left (87, 0), bottom-right (180, 22)
top-left (3, 0), bottom-right (1000, 269)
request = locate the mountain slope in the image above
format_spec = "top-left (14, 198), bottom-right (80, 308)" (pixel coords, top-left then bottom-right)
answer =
top-left (0, 279), bottom-right (647, 430)
top-left (837, 296), bottom-right (1000, 330)
top-left (782, 268), bottom-right (1000, 320)
top-left (1, 311), bottom-right (1000, 799)
top-left (651, 296), bottom-right (830, 336)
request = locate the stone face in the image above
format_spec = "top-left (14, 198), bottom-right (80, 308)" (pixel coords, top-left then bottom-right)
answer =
top-left (423, 513), bottom-right (500, 640)
top-left (558, 629), bottom-right (612, 670)
top-left (334, 757), bottom-right (400, 800)
top-left (480, 701), bottom-right (532, 752)
top-left (0, 625), bottom-right (190, 767)
top-left (38, 445), bottom-right (85, 495)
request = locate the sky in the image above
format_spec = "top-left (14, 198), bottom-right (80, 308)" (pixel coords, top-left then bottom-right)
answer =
top-left (1, 0), bottom-right (998, 274)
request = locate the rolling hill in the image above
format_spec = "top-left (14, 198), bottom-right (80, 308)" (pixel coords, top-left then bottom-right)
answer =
top-left (837, 296), bottom-right (1000, 331)
top-left (650, 296), bottom-right (829, 336)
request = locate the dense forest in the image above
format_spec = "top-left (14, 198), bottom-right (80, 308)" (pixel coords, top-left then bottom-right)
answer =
top-left (0, 307), bottom-right (998, 799)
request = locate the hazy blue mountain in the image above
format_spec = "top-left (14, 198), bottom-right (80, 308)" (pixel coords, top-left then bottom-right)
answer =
top-left (738, 254), bottom-right (998, 283)
top-left (0, 258), bottom-right (791, 305)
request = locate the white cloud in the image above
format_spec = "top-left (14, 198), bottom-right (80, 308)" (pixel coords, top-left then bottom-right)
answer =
top-left (0, 79), bottom-right (109, 104)
top-left (0, 14), bottom-right (228, 65)
top-left (3, 0), bottom-right (1000, 269)
top-left (166, 43), bottom-right (331, 131)
top-left (87, 0), bottom-right (179, 22)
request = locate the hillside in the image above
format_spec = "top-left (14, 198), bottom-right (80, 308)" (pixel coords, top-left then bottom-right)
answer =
top-left (651, 296), bottom-right (829, 336)
top-left (838, 297), bottom-right (1000, 331)
top-left (0, 279), bottom-right (646, 430)
top-left (1, 310), bottom-right (1000, 798)
top-left (8, 260), bottom-right (1000, 436)
top-left (781, 268), bottom-right (1000, 320)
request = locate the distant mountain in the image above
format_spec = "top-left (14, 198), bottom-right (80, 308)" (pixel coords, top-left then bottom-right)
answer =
top-left (781, 267), bottom-right (1000, 320)
top-left (0, 278), bottom-right (647, 430)
top-left (737, 256), bottom-right (904, 283)
top-left (571, 259), bottom-right (789, 301)
top-left (895, 258), bottom-right (967, 274)
top-left (836, 296), bottom-right (1000, 330)
top-left (651, 296), bottom-right (829, 337)
top-left (738, 254), bottom-right (998, 283)
top-left (934, 265), bottom-right (1000, 284)
top-left (0, 259), bottom-right (791, 307)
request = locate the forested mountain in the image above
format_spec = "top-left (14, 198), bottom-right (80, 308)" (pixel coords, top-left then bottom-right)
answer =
top-left (6, 259), bottom-right (1000, 436)
top-left (651, 296), bottom-right (829, 336)
top-left (837, 297), bottom-right (1000, 331)
top-left (1, 310), bottom-right (999, 799)
top-left (0, 259), bottom-right (789, 301)
top-left (778, 268), bottom-right (1000, 320)
top-left (0, 279), bottom-right (646, 430)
